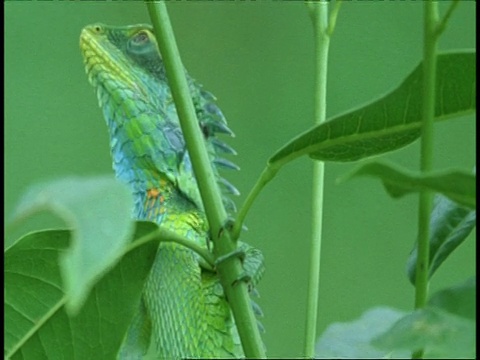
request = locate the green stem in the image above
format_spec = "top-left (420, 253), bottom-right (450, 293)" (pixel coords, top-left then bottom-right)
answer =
top-left (146, 3), bottom-right (265, 357)
top-left (232, 0), bottom-right (343, 243)
top-left (232, 165), bottom-right (278, 240)
top-left (304, 0), bottom-right (335, 357)
top-left (147, 3), bottom-right (226, 235)
top-left (435, 0), bottom-right (460, 37)
top-left (413, 1), bottom-right (439, 358)
top-left (326, 0), bottom-right (342, 36)
top-left (126, 226), bottom-right (215, 269)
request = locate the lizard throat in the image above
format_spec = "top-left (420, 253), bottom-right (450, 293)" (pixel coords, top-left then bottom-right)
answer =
top-left (80, 28), bottom-right (147, 101)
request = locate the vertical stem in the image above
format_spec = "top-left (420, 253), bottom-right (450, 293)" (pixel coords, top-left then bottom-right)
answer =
top-left (304, 1), bottom-right (329, 357)
top-left (146, 3), bottom-right (265, 358)
top-left (413, 1), bottom-right (439, 358)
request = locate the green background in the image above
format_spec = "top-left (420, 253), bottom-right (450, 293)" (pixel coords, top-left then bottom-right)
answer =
top-left (5, 2), bottom-right (476, 358)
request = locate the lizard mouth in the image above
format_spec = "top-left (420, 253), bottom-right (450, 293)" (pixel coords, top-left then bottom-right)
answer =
top-left (80, 26), bottom-right (146, 99)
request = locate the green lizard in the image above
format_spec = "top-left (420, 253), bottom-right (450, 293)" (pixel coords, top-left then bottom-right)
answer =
top-left (80, 23), bottom-right (264, 359)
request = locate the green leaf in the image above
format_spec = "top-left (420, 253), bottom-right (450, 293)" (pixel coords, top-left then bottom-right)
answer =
top-left (372, 280), bottom-right (476, 358)
top-left (270, 51), bottom-right (475, 165)
top-left (428, 277), bottom-right (476, 321)
top-left (4, 223), bottom-right (158, 359)
top-left (372, 307), bottom-right (475, 359)
top-left (407, 194), bottom-right (476, 285)
top-left (315, 307), bottom-right (409, 359)
top-left (343, 161), bottom-right (475, 209)
top-left (10, 176), bottom-right (135, 313)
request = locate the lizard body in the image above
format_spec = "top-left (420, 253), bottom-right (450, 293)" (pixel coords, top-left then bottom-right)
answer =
top-left (80, 24), bottom-right (263, 359)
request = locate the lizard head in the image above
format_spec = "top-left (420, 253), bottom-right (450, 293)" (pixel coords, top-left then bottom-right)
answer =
top-left (80, 24), bottom-right (238, 213)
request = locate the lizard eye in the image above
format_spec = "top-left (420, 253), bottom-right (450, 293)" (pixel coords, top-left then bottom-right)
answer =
top-left (91, 24), bottom-right (104, 34)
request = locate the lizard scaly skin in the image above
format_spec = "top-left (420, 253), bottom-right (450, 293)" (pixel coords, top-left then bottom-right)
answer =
top-left (80, 24), bottom-right (263, 359)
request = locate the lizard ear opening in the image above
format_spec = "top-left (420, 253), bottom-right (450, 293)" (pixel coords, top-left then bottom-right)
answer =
top-left (127, 30), bottom-right (158, 57)
top-left (131, 31), bottom-right (150, 45)
top-left (126, 29), bottom-right (165, 78)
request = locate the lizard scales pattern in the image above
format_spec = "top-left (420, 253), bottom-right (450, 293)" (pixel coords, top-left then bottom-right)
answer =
top-left (80, 24), bottom-right (263, 359)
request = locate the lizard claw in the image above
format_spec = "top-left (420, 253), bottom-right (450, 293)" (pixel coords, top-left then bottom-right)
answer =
top-left (215, 243), bottom-right (264, 293)
top-left (214, 248), bottom-right (255, 290)
top-left (232, 272), bottom-right (254, 291)
top-left (214, 248), bottom-right (246, 267)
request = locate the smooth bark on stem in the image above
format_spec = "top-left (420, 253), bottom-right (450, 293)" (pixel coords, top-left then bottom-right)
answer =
top-left (146, 2), bottom-right (266, 357)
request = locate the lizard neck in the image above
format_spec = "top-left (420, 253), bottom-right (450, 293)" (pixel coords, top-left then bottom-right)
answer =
top-left (97, 74), bottom-right (183, 198)
top-left (130, 176), bottom-right (207, 236)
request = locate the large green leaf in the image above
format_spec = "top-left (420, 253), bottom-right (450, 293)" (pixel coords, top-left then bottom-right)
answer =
top-left (315, 307), bottom-right (409, 359)
top-left (270, 51), bottom-right (475, 166)
top-left (428, 277), bottom-right (476, 321)
top-left (343, 161), bottom-right (475, 209)
top-left (4, 222), bottom-right (159, 360)
top-left (10, 177), bottom-right (134, 313)
top-left (407, 194), bottom-right (476, 285)
top-left (372, 279), bottom-right (476, 359)
top-left (372, 307), bottom-right (475, 358)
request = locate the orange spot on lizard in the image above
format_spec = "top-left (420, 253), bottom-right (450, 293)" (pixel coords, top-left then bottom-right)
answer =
top-left (147, 188), bottom-right (160, 198)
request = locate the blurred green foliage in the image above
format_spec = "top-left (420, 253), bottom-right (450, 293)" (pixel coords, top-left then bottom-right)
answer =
top-left (5, 2), bottom-right (475, 357)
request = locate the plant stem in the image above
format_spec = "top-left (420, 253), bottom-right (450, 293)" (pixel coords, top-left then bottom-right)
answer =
top-left (435, 0), bottom-right (460, 37)
top-left (233, 0), bottom-right (343, 243)
top-left (232, 165), bottom-right (278, 240)
top-left (304, 0), bottom-right (332, 357)
top-left (126, 226), bottom-right (215, 269)
top-left (413, 1), bottom-right (439, 358)
top-left (146, 3), bottom-right (265, 357)
top-left (147, 3), bottom-right (226, 234)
